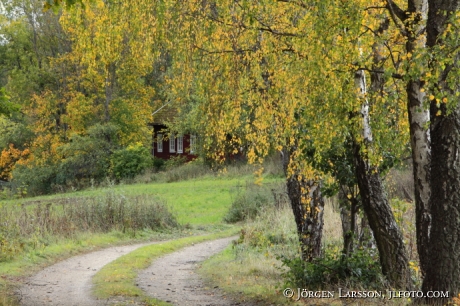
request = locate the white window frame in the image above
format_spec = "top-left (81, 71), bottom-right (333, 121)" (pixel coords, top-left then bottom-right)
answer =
top-left (177, 135), bottom-right (183, 153)
top-left (157, 133), bottom-right (163, 153)
top-left (169, 134), bottom-right (175, 153)
top-left (190, 134), bottom-right (196, 154)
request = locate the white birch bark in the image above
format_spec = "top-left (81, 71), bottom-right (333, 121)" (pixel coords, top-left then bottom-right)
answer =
top-left (354, 69), bottom-right (372, 142)
top-left (405, 0), bottom-right (431, 275)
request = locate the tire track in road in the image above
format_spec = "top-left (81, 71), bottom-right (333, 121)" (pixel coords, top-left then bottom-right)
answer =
top-left (137, 236), bottom-right (254, 306)
top-left (19, 241), bottom-right (155, 306)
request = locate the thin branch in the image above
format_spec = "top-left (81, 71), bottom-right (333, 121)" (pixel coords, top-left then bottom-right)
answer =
top-left (194, 45), bottom-right (254, 54)
top-left (276, 0), bottom-right (308, 9)
top-left (385, 0), bottom-right (407, 22)
top-left (357, 67), bottom-right (404, 79)
top-left (385, 0), bottom-right (408, 36)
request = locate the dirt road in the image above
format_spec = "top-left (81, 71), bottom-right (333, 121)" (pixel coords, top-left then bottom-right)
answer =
top-left (19, 242), bottom-right (154, 306)
top-left (18, 236), bottom-right (247, 306)
top-left (137, 236), bottom-right (247, 306)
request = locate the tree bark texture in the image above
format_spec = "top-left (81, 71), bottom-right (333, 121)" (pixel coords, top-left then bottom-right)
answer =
top-left (421, 0), bottom-right (460, 301)
top-left (406, 79), bottom-right (431, 275)
top-left (422, 105), bottom-right (460, 300)
top-left (354, 67), bottom-right (411, 289)
top-left (338, 188), bottom-right (358, 257)
top-left (282, 148), bottom-right (325, 262)
top-left (353, 141), bottom-right (411, 289)
top-left (405, 0), bottom-right (432, 276)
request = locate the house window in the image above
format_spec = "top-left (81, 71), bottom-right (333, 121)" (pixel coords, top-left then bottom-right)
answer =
top-left (157, 133), bottom-right (163, 153)
top-left (177, 135), bottom-right (183, 153)
top-left (190, 135), bottom-right (196, 154)
top-left (169, 134), bottom-right (175, 153)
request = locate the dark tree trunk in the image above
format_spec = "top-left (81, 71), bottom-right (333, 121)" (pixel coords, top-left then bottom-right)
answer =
top-left (421, 0), bottom-right (460, 302)
top-left (353, 39), bottom-right (411, 287)
top-left (282, 148), bottom-right (325, 262)
top-left (353, 141), bottom-right (411, 289)
top-left (422, 106), bottom-right (460, 301)
top-left (338, 187), bottom-right (358, 257)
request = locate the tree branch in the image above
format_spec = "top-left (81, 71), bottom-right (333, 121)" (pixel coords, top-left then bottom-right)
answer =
top-left (276, 0), bottom-right (308, 9)
top-left (385, 0), bottom-right (408, 36)
top-left (385, 0), bottom-right (407, 22)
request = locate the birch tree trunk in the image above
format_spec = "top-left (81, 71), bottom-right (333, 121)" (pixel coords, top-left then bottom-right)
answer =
top-left (404, 0), bottom-right (432, 276)
top-left (353, 69), bottom-right (411, 289)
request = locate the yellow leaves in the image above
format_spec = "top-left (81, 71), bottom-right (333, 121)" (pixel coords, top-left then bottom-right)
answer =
top-left (0, 144), bottom-right (31, 180)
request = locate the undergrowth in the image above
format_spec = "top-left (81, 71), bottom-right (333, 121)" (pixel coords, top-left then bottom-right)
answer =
top-left (0, 189), bottom-right (178, 262)
top-left (279, 248), bottom-right (386, 291)
top-left (224, 181), bottom-right (288, 223)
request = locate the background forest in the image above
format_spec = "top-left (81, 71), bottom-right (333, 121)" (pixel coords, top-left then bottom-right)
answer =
top-left (2, 0), bottom-right (460, 304)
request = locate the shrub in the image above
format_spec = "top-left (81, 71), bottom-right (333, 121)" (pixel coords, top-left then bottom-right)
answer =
top-left (164, 155), bottom-right (188, 169)
top-left (111, 143), bottom-right (152, 180)
top-left (224, 182), bottom-right (286, 223)
top-left (152, 157), bottom-right (165, 171)
top-left (279, 247), bottom-right (386, 290)
top-left (11, 162), bottom-right (58, 196)
top-left (162, 159), bottom-right (211, 183)
top-left (56, 123), bottom-right (119, 185)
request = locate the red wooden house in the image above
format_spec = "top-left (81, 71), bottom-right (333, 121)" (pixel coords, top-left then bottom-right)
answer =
top-left (151, 104), bottom-right (197, 161)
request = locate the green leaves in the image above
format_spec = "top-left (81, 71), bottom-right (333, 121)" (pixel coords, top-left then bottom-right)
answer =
top-left (0, 88), bottom-right (20, 117)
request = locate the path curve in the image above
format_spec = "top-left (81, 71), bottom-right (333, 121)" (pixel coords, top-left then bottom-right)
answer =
top-left (137, 236), bottom-right (251, 306)
top-left (19, 241), bottom-right (155, 306)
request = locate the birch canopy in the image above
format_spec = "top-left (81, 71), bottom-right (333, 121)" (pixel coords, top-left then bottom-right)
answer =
top-left (161, 0), bottom-right (409, 176)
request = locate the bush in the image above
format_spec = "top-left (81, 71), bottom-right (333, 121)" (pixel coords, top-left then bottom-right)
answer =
top-left (224, 182), bottom-right (286, 223)
top-left (57, 124), bottom-right (119, 185)
top-left (152, 157), bottom-right (166, 171)
top-left (164, 155), bottom-right (188, 169)
top-left (279, 247), bottom-right (386, 290)
top-left (11, 162), bottom-right (58, 196)
top-left (111, 143), bottom-right (152, 180)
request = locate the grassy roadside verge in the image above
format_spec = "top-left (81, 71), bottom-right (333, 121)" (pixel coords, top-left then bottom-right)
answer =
top-left (197, 199), bottom-right (344, 306)
top-left (199, 246), bottom-right (293, 305)
top-left (92, 227), bottom-right (239, 305)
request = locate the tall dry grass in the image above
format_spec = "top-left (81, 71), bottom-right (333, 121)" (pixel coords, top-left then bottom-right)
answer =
top-left (0, 190), bottom-right (178, 262)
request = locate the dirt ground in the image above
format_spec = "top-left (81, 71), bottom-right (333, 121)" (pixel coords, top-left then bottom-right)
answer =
top-left (18, 241), bottom-right (154, 306)
top-left (137, 236), bottom-right (250, 306)
top-left (17, 236), bottom-right (255, 306)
